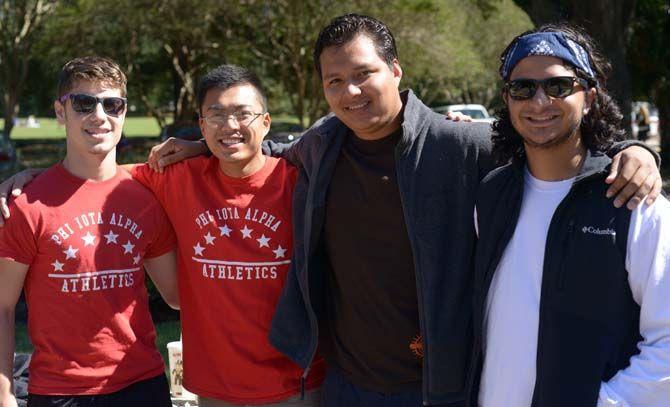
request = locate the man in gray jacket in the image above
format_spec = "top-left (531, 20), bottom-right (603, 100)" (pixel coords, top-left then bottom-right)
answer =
top-left (35, 13), bottom-right (661, 407)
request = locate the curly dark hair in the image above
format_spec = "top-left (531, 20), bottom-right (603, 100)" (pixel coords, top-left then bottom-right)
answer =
top-left (491, 23), bottom-right (626, 164)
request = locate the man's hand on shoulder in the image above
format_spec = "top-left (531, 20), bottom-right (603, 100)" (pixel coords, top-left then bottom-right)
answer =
top-left (147, 137), bottom-right (209, 173)
top-left (444, 111), bottom-right (473, 122)
top-left (606, 145), bottom-right (662, 210)
top-left (0, 168), bottom-right (44, 226)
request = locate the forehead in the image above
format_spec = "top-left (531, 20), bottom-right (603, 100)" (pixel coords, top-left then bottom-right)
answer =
top-left (66, 79), bottom-right (122, 97)
top-left (320, 34), bottom-right (387, 77)
top-left (509, 55), bottom-right (576, 80)
top-left (202, 84), bottom-right (263, 111)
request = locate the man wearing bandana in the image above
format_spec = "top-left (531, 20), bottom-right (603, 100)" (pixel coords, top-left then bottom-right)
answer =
top-left (470, 24), bottom-right (670, 406)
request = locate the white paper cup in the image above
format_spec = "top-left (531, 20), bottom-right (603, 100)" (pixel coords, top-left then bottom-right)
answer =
top-left (167, 341), bottom-right (195, 399)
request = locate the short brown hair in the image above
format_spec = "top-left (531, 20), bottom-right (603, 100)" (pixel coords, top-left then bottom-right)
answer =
top-left (57, 56), bottom-right (127, 98)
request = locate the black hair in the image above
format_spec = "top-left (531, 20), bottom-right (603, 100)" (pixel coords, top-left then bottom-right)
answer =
top-left (196, 64), bottom-right (267, 114)
top-left (313, 13), bottom-right (398, 77)
top-left (492, 23), bottom-right (626, 164)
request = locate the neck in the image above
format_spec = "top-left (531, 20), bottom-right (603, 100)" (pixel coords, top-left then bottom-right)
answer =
top-left (218, 153), bottom-right (266, 178)
top-left (62, 149), bottom-right (118, 181)
top-left (525, 133), bottom-right (586, 181)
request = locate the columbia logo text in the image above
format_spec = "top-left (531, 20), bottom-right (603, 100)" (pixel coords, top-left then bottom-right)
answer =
top-left (581, 226), bottom-right (616, 236)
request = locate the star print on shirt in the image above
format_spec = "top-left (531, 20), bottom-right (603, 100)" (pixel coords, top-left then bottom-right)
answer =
top-left (51, 260), bottom-right (64, 271)
top-left (204, 232), bottom-right (216, 245)
top-left (219, 224), bottom-right (232, 237)
top-left (240, 225), bottom-right (253, 239)
top-left (104, 230), bottom-right (119, 244)
top-left (122, 241), bottom-right (135, 254)
top-left (272, 245), bottom-right (287, 259)
top-left (194, 242), bottom-right (205, 256)
top-left (81, 232), bottom-right (96, 246)
top-left (133, 254), bottom-right (141, 265)
top-left (63, 245), bottom-right (79, 260)
top-left (257, 234), bottom-right (271, 248)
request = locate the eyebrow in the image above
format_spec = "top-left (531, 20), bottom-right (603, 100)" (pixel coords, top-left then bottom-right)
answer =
top-left (206, 104), bottom-right (254, 111)
top-left (322, 64), bottom-right (374, 80)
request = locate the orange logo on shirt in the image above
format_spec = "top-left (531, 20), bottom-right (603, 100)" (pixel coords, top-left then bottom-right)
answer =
top-left (410, 335), bottom-right (424, 358)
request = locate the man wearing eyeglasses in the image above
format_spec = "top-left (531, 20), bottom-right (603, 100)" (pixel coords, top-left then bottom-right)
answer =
top-left (127, 64), bottom-right (325, 406)
top-left (470, 24), bottom-right (670, 407)
top-left (0, 57), bottom-right (179, 407)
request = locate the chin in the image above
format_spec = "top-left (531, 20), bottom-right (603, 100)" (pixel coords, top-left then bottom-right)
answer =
top-left (522, 132), bottom-right (570, 150)
top-left (216, 152), bottom-right (247, 163)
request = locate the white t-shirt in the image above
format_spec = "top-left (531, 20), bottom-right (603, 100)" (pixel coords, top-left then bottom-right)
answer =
top-left (477, 168), bottom-right (670, 407)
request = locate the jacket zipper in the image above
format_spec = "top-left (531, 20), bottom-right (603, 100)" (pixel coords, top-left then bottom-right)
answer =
top-left (393, 140), bottom-right (432, 405)
top-left (556, 219), bottom-right (575, 290)
top-left (530, 174), bottom-right (601, 405)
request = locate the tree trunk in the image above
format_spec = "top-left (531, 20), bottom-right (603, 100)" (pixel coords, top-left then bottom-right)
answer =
top-left (513, 0), bottom-right (636, 135)
top-left (2, 91), bottom-right (18, 143)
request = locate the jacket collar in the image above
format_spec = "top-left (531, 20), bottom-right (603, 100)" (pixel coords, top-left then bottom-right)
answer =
top-left (511, 149), bottom-right (612, 183)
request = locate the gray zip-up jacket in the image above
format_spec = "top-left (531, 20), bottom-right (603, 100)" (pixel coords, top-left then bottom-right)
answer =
top-left (266, 90), bottom-right (495, 404)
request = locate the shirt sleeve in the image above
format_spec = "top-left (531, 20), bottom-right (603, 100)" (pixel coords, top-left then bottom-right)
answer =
top-left (130, 163), bottom-right (165, 197)
top-left (0, 200), bottom-right (38, 265)
top-left (129, 165), bottom-right (176, 258)
top-left (597, 196), bottom-right (670, 406)
top-left (144, 201), bottom-right (176, 259)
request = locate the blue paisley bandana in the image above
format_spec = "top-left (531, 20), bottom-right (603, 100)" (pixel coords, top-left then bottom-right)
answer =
top-left (501, 32), bottom-right (596, 81)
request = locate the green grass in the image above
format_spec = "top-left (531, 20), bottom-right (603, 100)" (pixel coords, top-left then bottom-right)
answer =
top-left (2, 114), bottom-right (301, 140)
top-left (1, 117), bottom-right (164, 139)
top-left (15, 321), bottom-right (181, 370)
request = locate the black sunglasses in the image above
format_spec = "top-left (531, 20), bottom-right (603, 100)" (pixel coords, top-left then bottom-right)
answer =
top-left (505, 76), bottom-right (589, 101)
top-left (59, 93), bottom-right (127, 116)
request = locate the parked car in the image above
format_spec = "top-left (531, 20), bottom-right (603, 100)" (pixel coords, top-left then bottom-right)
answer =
top-left (266, 122), bottom-right (303, 144)
top-left (432, 104), bottom-right (495, 124)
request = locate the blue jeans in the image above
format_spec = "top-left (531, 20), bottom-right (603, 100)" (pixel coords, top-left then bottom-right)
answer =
top-left (322, 369), bottom-right (465, 407)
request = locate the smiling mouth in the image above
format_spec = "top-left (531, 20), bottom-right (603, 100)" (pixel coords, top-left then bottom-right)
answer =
top-left (84, 129), bottom-right (112, 137)
top-left (219, 136), bottom-right (244, 147)
top-left (345, 101), bottom-right (369, 111)
top-left (525, 114), bottom-right (559, 123)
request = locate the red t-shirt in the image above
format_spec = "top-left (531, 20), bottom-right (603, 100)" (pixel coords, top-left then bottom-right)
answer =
top-left (132, 156), bottom-right (325, 403)
top-left (0, 164), bottom-right (175, 395)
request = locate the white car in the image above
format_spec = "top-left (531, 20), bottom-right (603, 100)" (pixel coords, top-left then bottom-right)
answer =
top-left (433, 104), bottom-right (495, 124)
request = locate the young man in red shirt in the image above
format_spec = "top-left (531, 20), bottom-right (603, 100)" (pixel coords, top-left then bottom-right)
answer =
top-left (0, 57), bottom-right (178, 407)
top-left (129, 64), bottom-right (324, 406)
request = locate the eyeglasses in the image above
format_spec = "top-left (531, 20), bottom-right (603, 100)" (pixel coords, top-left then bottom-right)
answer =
top-left (59, 93), bottom-right (127, 116)
top-left (505, 76), bottom-right (589, 101)
top-left (201, 110), bottom-right (265, 129)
